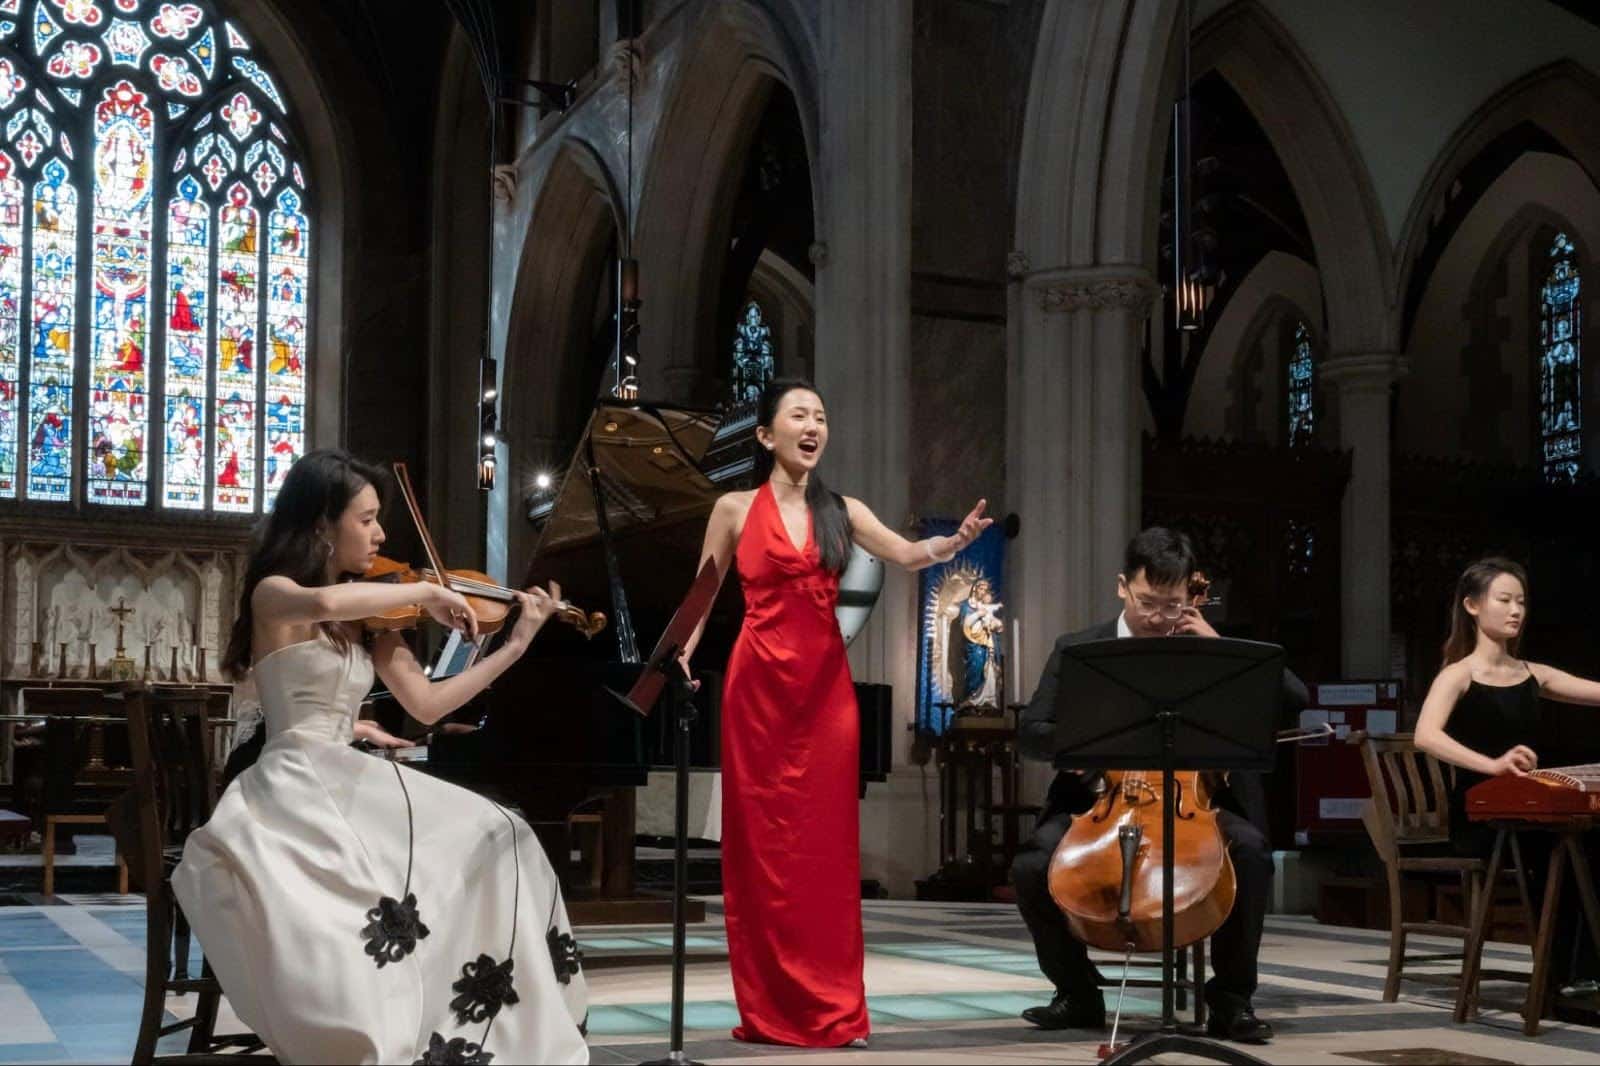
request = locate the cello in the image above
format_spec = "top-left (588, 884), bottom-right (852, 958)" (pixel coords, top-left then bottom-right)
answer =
top-left (1045, 572), bottom-right (1234, 954)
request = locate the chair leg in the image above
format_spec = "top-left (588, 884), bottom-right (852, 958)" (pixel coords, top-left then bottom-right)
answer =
top-left (1383, 864), bottom-right (1406, 1002)
top-left (1176, 944), bottom-right (1188, 1012)
top-left (133, 889), bottom-right (173, 1065)
top-left (116, 856), bottom-right (129, 895)
top-left (172, 902), bottom-right (192, 982)
top-left (188, 957), bottom-right (222, 1054)
top-left (1193, 941), bottom-right (1207, 1027)
top-left (42, 818), bottom-right (55, 897)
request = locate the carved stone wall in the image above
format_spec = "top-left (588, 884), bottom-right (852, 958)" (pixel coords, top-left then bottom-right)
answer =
top-left (0, 527), bottom-right (247, 682)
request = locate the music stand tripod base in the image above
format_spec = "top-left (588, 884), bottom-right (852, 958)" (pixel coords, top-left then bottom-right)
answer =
top-left (1102, 1031), bottom-right (1268, 1065)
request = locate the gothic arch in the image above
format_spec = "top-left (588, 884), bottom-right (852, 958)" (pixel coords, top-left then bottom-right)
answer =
top-left (1395, 61), bottom-right (1600, 349)
top-left (632, 0), bottom-right (819, 402)
top-left (1014, 0), bottom-right (1179, 273)
top-left (1399, 149), bottom-right (1600, 467)
top-left (1189, 251), bottom-right (1323, 441)
top-left (1193, 0), bottom-right (1392, 354)
top-left (499, 138), bottom-right (621, 568)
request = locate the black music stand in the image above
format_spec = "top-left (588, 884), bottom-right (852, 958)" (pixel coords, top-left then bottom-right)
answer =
top-left (612, 558), bottom-right (721, 1066)
top-left (1053, 637), bottom-right (1282, 1066)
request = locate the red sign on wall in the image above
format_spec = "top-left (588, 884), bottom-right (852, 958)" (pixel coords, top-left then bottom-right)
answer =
top-left (1294, 680), bottom-right (1404, 844)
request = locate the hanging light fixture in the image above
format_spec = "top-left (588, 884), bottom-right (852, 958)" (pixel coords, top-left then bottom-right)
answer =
top-left (1172, 0), bottom-right (1206, 332)
top-left (477, 356), bottom-right (499, 491)
top-left (612, 8), bottom-right (641, 401)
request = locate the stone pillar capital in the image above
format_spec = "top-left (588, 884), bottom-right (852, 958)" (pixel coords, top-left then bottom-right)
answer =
top-left (1028, 268), bottom-right (1158, 315)
top-left (1319, 353), bottom-right (1410, 392)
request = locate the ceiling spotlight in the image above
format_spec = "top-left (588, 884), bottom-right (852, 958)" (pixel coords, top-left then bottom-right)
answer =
top-left (535, 472), bottom-right (552, 491)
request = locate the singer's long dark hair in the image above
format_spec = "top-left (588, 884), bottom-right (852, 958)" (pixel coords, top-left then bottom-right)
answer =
top-left (221, 449), bottom-right (388, 679)
top-left (755, 378), bottom-right (853, 575)
top-left (1441, 556), bottom-right (1528, 666)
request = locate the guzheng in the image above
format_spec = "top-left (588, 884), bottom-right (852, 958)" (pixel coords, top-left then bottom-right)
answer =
top-left (1466, 764), bottom-right (1600, 821)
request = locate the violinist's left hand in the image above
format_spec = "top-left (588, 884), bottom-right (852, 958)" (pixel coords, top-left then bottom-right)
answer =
top-left (353, 719), bottom-right (415, 749)
top-left (507, 580), bottom-right (562, 650)
top-left (1171, 606), bottom-right (1218, 639)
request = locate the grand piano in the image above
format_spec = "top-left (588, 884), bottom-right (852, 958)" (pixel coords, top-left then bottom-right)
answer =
top-left (417, 400), bottom-right (892, 922)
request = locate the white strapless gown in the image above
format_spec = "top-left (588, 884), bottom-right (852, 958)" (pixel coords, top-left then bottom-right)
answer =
top-left (172, 634), bottom-right (589, 1064)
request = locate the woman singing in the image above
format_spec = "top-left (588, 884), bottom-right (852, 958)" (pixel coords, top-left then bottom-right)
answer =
top-left (682, 378), bottom-right (991, 1047)
top-left (1414, 557), bottom-right (1600, 992)
top-left (173, 450), bottom-right (589, 1064)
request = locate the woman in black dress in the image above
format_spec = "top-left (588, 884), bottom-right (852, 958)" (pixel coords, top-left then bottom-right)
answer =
top-left (1415, 557), bottom-right (1600, 990)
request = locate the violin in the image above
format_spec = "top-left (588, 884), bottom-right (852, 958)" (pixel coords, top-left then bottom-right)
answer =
top-left (359, 462), bottom-right (607, 640)
top-left (361, 556), bottom-right (607, 638)
top-left (1046, 568), bottom-right (1234, 953)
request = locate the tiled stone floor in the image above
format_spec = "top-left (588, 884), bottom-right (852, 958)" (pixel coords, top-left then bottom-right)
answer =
top-left (3, 883), bottom-right (1600, 1063)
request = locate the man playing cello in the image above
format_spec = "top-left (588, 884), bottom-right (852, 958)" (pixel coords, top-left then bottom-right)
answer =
top-left (1009, 527), bottom-right (1307, 1044)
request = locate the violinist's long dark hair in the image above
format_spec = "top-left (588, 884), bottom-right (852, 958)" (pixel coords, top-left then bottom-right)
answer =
top-left (755, 378), bottom-right (853, 575)
top-left (1441, 556), bottom-right (1529, 666)
top-left (222, 449), bottom-right (388, 679)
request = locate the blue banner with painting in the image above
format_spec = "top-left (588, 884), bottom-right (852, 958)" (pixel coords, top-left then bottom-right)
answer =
top-left (915, 519), bottom-right (1007, 737)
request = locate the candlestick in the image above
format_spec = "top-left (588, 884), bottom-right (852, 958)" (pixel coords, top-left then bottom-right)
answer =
top-left (57, 641), bottom-right (67, 678)
top-left (169, 645), bottom-right (179, 682)
top-left (1011, 618), bottom-right (1022, 700)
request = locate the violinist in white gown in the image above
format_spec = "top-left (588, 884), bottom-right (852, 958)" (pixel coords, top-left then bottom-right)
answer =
top-left (173, 450), bottom-right (589, 1065)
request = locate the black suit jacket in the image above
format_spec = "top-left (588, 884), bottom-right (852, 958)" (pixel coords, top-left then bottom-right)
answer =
top-left (1018, 619), bottom-right (1309, 835)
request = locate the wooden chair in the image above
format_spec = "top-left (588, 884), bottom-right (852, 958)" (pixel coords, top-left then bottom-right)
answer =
top-left (1355, 731), bottom-right (1535, 1004)
top-left (123, 685), bottom-right (271, 1064)
top-left (27, 686), bottom-right (131, 895)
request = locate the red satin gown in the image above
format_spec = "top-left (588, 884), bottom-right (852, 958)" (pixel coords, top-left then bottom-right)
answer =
top-left (720, 482), bottom-right (870, 1046)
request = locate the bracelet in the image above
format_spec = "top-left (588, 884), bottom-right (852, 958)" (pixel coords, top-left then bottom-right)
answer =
top-left (925, 538), bottom-right (956, 564)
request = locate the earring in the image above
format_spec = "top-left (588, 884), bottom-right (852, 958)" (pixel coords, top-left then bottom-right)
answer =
top-left (321, 538), bottom-right (333, 559)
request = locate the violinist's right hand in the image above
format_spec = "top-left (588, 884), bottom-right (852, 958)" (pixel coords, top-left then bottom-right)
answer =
top-left (1491, 744), bottom-right (1538, 776)
top-left (423, 584), bottom-right (479, 641)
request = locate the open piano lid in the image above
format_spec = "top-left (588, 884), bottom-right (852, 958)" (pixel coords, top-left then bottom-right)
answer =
top-left (531, 401), bottom-right (722, 556)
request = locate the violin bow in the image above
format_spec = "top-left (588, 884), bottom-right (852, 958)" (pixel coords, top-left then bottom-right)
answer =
top-left (391, 462), bottom-right (453, 600)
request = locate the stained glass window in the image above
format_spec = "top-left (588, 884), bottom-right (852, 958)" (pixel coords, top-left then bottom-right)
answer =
top-left (0, 0), bottom-right (309, 510)
top-left (730, 300), bottom-right (774, 406)
top-left (1286, 320), bottom-right (1313, 448)
top-left (1539, 232), bottom-right (1582, 484)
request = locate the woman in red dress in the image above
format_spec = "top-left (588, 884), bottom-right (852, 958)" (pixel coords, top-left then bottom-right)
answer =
top-left (684, 378), bottom-right (991, 1047)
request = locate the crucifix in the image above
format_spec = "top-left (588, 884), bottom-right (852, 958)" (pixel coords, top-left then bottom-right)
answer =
top-left (109, 599), bottom-right (138, 680)
top-left (109, 600), bottom-right (135, 654)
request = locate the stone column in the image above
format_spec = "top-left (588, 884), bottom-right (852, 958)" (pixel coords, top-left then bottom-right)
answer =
top-left (1320, 353), bottom-right (1408, 678)
top-left (812, 0), bottom-right (919, 893)
top-left (1007, 265), bottom-right (1153, 803)
top-left (814, 0), bottom-right (914, 723)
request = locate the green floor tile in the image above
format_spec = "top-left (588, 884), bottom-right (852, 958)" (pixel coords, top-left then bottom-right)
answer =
top-left (627, 999), bottom-right (743, 1031)
top-left (866, 994), bottom-right (1002, 1022)
top-left (584, 1006), bottom-right (666, 1036)
top-left (581, 937), bottom-right (655, 951)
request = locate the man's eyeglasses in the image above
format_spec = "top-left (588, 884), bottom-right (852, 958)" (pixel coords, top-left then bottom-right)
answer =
top-left (1133, 598), bottom-right (1189, 620)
